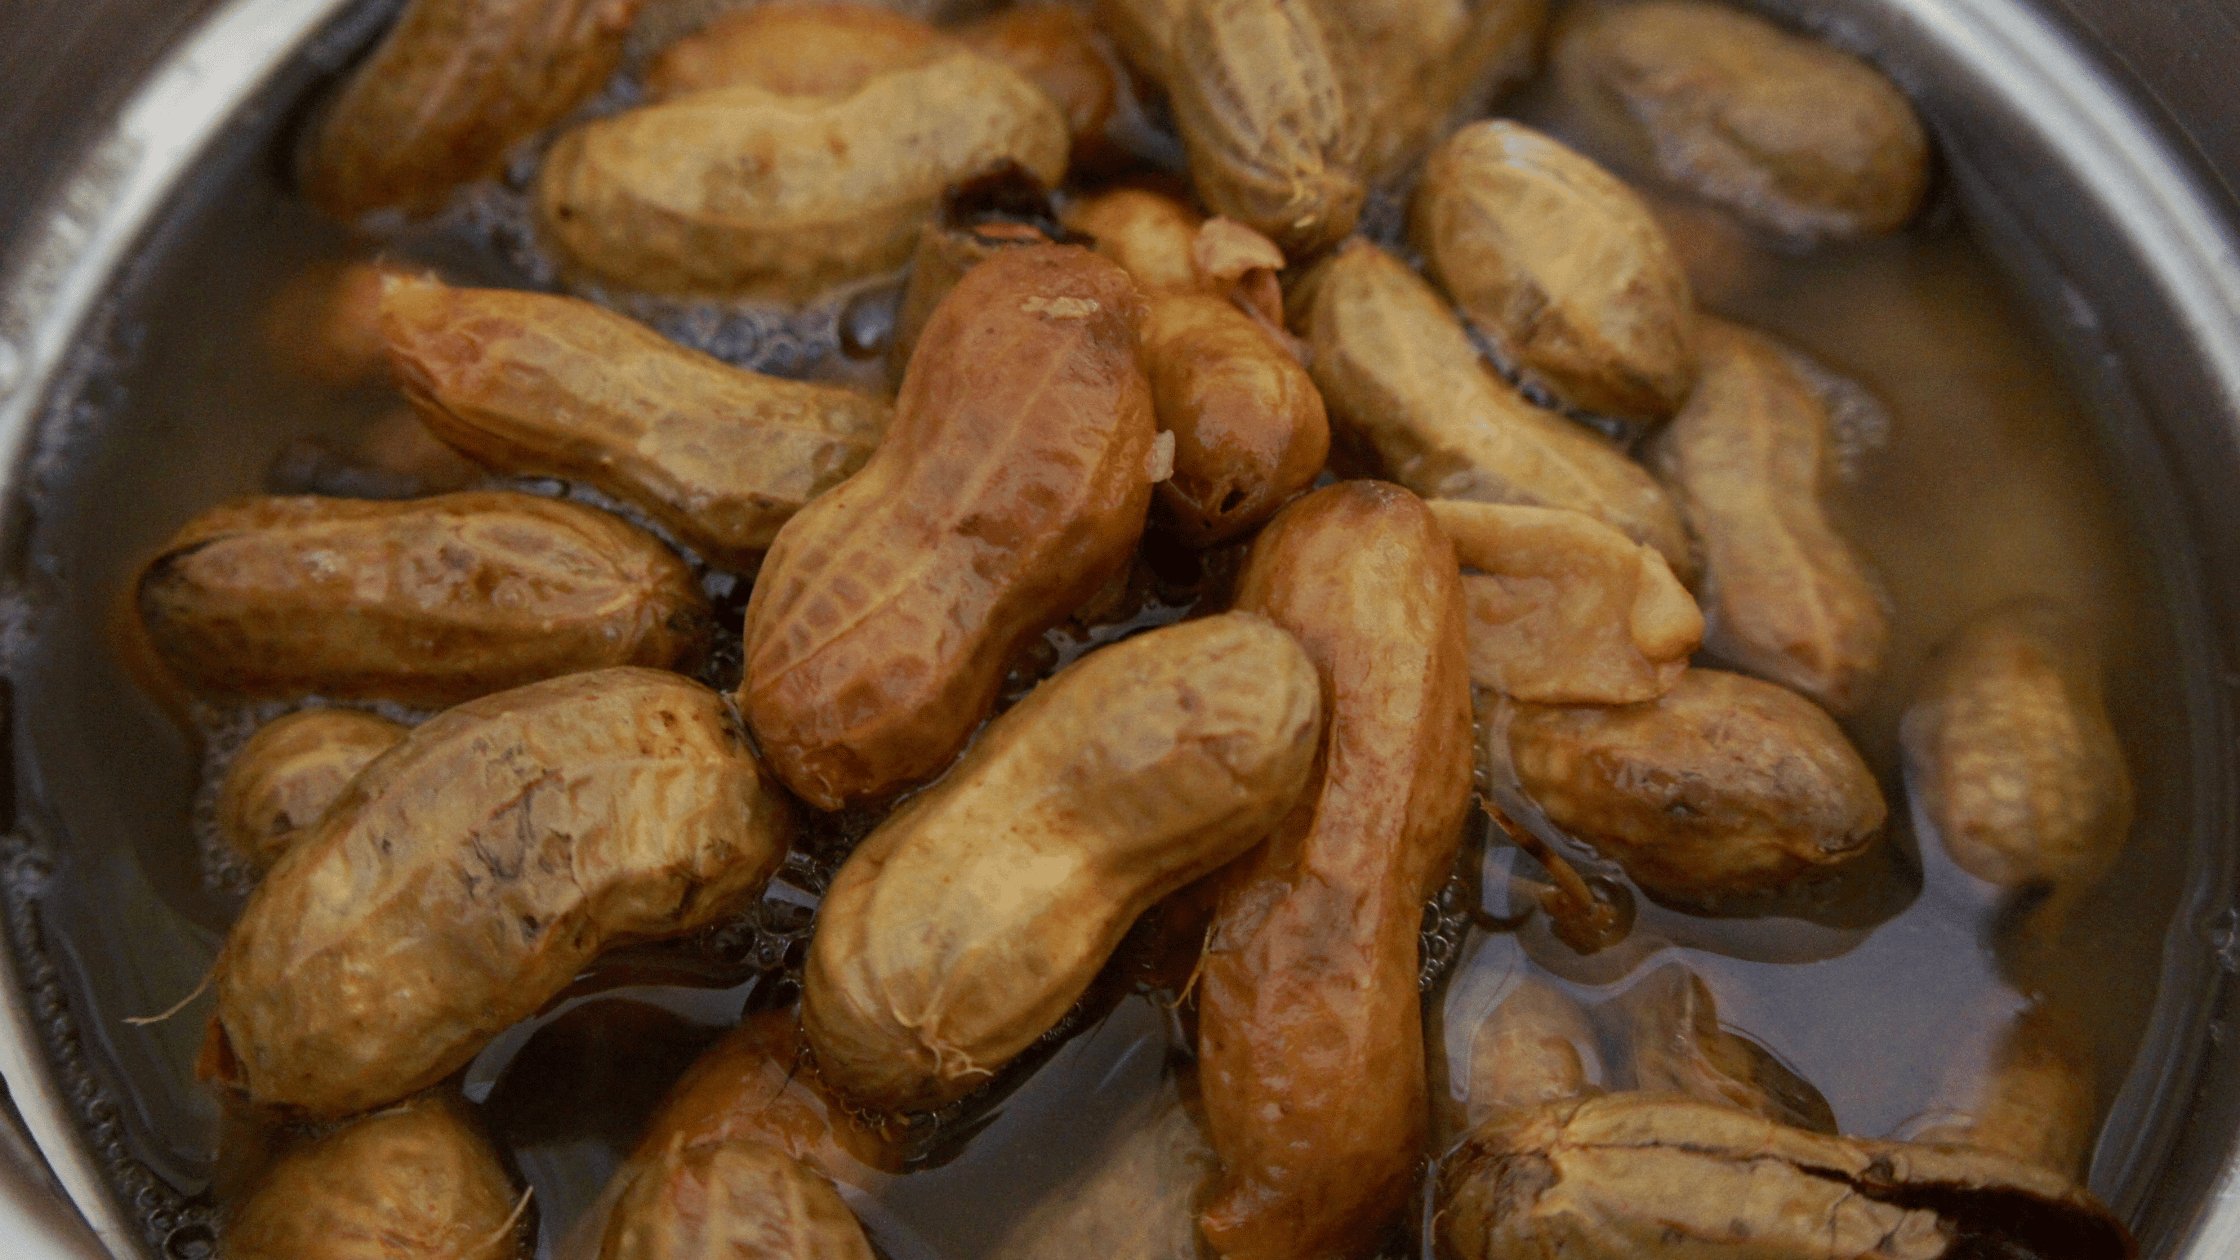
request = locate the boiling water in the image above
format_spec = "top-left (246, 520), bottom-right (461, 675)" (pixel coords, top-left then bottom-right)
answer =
top-left (0, 1), bottom-right (2189, 1256)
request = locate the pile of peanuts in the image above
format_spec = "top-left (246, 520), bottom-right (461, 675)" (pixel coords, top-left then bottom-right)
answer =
top-left (132, 1), bottom-right (2141, 1257)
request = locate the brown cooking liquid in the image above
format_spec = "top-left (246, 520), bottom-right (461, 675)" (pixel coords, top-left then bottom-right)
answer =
top-left (35, 6), bottom-right (2177, 1256)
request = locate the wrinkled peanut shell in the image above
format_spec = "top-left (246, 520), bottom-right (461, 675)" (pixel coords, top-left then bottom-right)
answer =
top-left (381, 276), bottom-right (889, 569)
top-left (216, 709), bottom-right (407, 873)
top-left (804, 612), bottom-right (1322, 1112)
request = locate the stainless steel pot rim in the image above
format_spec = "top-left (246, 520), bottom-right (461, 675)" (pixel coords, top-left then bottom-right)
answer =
top-left (1, 0), bottom-right (2237, 1256)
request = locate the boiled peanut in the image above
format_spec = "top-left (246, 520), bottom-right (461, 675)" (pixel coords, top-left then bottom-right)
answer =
top-left (300, 0), bottom-right (641, 220)
top-left (628, 1008), bottom-right (904, 1185)
top-left (1616, 964), bottom-right (1836, 1133)
top-left (960, 2), bottom-right (1133, 172)
top-left (537, 48), bottom-right (1068, 301)
top-left (1139, 293), bottom-right (1328, 543)
top-left (205, 668), bottom-right (791, 1118)
top-left (1313, 0), bottom-right (1548, 180)
top-left (1293, 238), bottom-right (1691, 574)
top-left (1505, 668), bottom-right (1887, 907)
top-left (1165, 0), bottom-right (1365, 255)
top-left (740, 245), bottom-right (1157, 809)
top-left (1551, 0), bottom-right (1930, 243)
top-left (224, 1092), bottom-right (524, 1260)
top-left (601, 1140), bottom-right (875, 1260)
top-left (1460, 977), bottom-right (1597, 1129)
top-left (1093, 0), bottom-right (1183, 82)
top-left (380, 275), bottom-right (889, 569)
top-left (886, 168), bottom-right (1065, 375)
top-left (803, 612), bottom-right (1322, 1112)
top-left (1900, 598), bottom-right (2132, 934)
top-left (1197, 482), bottom-right (1475, 1260)
top-left (643, 1), bottom-right (948, 100)
top-left (216, 709), bottom-right (407, 872)
top-left (1430, 499), bottom-right (1699, 704)
top-left (1650, 317), bottom-right (1888, 714)
top-left (1438, 1094), bottom-right (2130, 1260)
top-left (136, 492), bottom-right (708, 708)
top-left (989, 1086), bottom-right (1217, 1260)
top-left (1413, 120), bottom-right (1697, 421)
top-left (1065, 187), bottom-right (1208, 297)
top-left (1915, 1002), bottom-right (2097, 1177)
top-left (269, 408), bottom-right (486, 503)
top-left (259, 261), bottom-right (398, 385)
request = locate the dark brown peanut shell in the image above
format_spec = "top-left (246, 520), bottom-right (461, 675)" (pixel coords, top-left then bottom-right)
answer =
top-left (1293, 239), bottom-right (1691, 574)
top-left (1429, 499), bottom-right (1699, 705)
top-left (380, 275), bottom-right (889, 569)
top-left (1166, 0), bottom-right (1366, 255)
top-left (205, 668), bottom-right (791, 1118)
top-left (1437, 1094), bottom-right (2133, 1260)
top-left (1313, 0), bottom-right (1548, 180)
top-left (1651, 317), bottom-right (1888, 714)
top-left (216, 709), bottom-right (407, 872)
top-left (1506, 668), bottom-right (1886, 907)
top-left (537, 49), bottom-right (1069, 301)
top-left (740, 245), bottom-right (1157, 810)
top-left (223, 1092), bottom-right (524, 1260)
top-left (601, 1140), bottom-right (875, 1260)
top-left (1616, 964), bottom-right (1836, 1133)
top-left (988, 1086), bottom-right (1218, 1260)
top-left (1140, 292), bottom-right (1328, 545)
top-left (1413, 120), bottom-right (1697, 421)
top-left (887, 168), bottom-right (1068, 375)
top-left (1551, 0), bottom-right (1930, 243)
top-left (1197, 481), bottom-right (1475, 1260)
top-left (804, 613), bottom-right (1322, 1112)
top-left (137, 492), bottom-right (708, 708)
top-left (300, 0), bottom-right (642, 220)
top-left (643, 0), bottom-right (949, 100)
top-left (1901, 598), bottom-right (2133, 922)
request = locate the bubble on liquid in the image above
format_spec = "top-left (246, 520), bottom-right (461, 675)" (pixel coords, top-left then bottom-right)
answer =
top-left (2209, 907), bottom-right (2240, 974)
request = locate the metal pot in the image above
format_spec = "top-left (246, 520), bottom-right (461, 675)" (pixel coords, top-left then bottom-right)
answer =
top-left (1, 0), bottom-right (2237, 1256)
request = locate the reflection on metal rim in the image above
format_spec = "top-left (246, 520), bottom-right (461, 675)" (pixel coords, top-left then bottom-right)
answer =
top-left (0, 0), bottom-right (2237, 1256)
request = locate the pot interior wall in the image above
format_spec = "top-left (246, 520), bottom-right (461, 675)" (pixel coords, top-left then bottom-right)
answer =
top-left (1, 0), bottom-right (2235, 1256)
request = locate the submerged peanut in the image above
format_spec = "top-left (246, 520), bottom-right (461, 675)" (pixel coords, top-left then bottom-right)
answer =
top-left (803, 613), bottom-right (1322, 1112)
top-left (601, 1141), bottom-right (874, 1260)
top-left (1315, 0), bottom-right (1548, 180)
top-left (1198, 482), bottom-right (1475, 1260)
top-left (1294, 239), bottom-right (1691, 574)
top-left (643, 1), bottom-right (947, 100)
top-left (216, 709), bottom-right (407, 872)
top-left (1460, 978), bottom-right (1599, 1130)
top-left (1901, 598), bottom-right (2133, 934)
top-left (537, 48), bottom-right (1068, 301)
top-left (1915, 1003), bottom-right (2097, 1178)
top-left (1414, 120), bottom-right (1697, 421)
top-left (380, 276), bottom-right (888, 570)
top-left (1617, 964), bottom-right (1836, 1134)
top-left (1165, 0), bottom-right (1365, 255)
top-left (1506, 668), bottom-right (1886, 907)
top-left (1430, 500), bottom-right (1699, 704)
top-left (137, 492), bottom-right (708, 708)
top-left (741, 246), bottom-right (1156, 810)
top-left (1552, 0), bottom-right (1930, 243)
top-left (224, 1092), bottom-right (524, 1260)
top-left (301, 0), bottom-right (641, 220)
top-left (989, 1086), bottom-right (1218, 1260)
top-left (1651, 317), bottom-right (1888, 714)
top-left (1438, 1094), bottom-right (2132, 1260)
top-left (206, 668), bottom-right (791, 1118)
